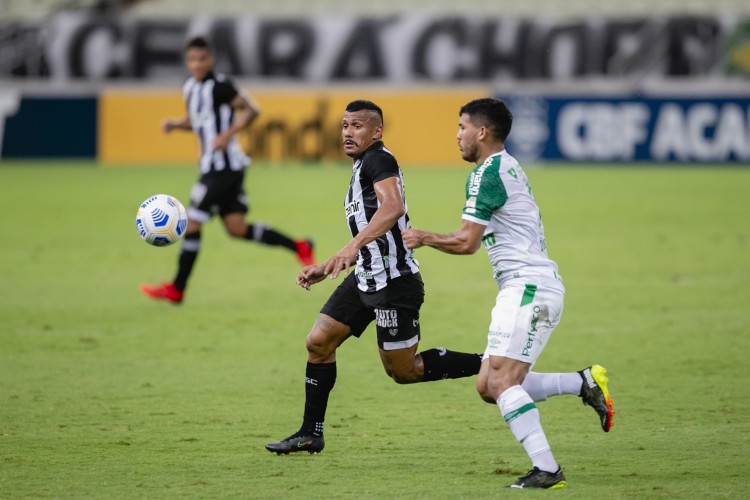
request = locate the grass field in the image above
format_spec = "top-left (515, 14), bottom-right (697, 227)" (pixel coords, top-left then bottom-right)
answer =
top-left (1, 161), bottom-right (749, 498)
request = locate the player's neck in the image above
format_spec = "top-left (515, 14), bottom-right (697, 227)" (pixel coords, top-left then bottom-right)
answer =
top-left (475, 145), bottom-right (505, 165)
top-left (192, 70), bottom-right (214, 82)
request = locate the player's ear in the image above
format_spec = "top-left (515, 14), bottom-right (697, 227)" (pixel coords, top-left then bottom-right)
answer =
top-left (373, 124), bottom-right (383, 140)
top-left (478, 126), bottom-right (488, 141)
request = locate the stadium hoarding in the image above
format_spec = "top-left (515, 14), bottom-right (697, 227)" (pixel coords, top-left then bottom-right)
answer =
top-left (503, 95), bottom-right (750, 163)
top-left (3, 89), bottom-right (749, 164)
top-left (2, 12), bottom-right (749, 84)
top-left (98, 87), bottom-right (486, 166)
top-left (0, 93), bottom-right (97, 159)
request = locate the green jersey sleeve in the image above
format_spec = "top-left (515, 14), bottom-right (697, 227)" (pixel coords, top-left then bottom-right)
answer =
top-left (462, 158), bottom-right (508, 222)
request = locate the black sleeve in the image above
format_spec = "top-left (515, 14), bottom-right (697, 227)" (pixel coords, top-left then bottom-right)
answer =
top-left (362, 150), bottom-right (400, 184)
top-left (214, 79), bottom-right (239, 105)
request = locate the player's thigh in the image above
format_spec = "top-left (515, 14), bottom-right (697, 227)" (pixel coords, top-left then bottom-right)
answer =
top-left (189, 172), bottom-right (245, 223)
top-left (217, 175), bottom-right (249, 221)
top-left (313, 272), bottom-right (374, 362)
top-left (188, 179), bottom-right (214, 223)
top-left (365, 274), bottom-right (424, 353)
top-left (483, 280), bottom-right (564, 366)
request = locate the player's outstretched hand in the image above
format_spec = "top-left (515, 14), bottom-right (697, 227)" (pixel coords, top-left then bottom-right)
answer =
top-left (162, 119), bottom-right (177, 134)
top-left (296, 264), bottom-right (328, 290)
top-left (401, 228), bottom-right (425, 249)
top-left (323, 244), bottom-right (358, 280)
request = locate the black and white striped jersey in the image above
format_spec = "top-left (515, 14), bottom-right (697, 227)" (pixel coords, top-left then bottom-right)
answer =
top-left (345, 141), bottom-right (420, 292)
top-left (182, 71), bottom-right (250, 175)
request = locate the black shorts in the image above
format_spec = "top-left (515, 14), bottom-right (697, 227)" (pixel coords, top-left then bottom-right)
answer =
top-left (320, 271), bottom-right (424, 351)
top-left (188, 171), bottom-right (248, 222)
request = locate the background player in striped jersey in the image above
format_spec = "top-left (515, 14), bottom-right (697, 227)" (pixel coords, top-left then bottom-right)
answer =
top-left (140, 36), bottom-right (315, 304)
top-left (265, 100), bottom-right (482, 455)
top-left (402, 98), bottom-right (615, 489)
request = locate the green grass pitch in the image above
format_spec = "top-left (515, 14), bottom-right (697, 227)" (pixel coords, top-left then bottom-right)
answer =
top-left (1, 161), bottom-right (749, 498)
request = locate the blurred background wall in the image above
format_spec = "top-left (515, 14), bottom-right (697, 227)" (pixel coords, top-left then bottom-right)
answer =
top-left (1, 0), bottom-right (749, 164)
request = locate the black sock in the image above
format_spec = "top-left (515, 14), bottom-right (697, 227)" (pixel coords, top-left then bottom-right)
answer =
top-left (420, 348), bottom-right (482, 382)
top-left (173, 231), bottom-right (201, 290)
top-left (301, 361), bottom-right (336, 437)
top-left (245, 223), bottom-right (296, 252)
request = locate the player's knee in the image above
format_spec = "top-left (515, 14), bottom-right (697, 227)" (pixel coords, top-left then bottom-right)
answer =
top-left (477, 387), bottom-right (497, 404)
top-left (476, 380), bottom-right (497, 403)
top-left (486, 376), bottom-right (515, 401)
top-left (305, 336), bottom-right (329, 357)
top-left (305, 333), bottom-right (337, 363)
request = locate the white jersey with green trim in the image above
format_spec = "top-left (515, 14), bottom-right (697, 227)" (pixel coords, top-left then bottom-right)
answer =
top-left (461, 150), bottom-right (560, 283)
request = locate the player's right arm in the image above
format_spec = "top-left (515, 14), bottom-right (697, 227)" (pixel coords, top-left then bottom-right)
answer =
top-left (403, 220), bottom-right (485, 255)
top-left (404, 158), bottom-right (504, 255)
top-left (162, 116), bottom-right (192, 134)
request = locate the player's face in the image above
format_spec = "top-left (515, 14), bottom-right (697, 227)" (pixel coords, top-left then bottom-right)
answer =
top-left (342, 110), bottom-right (383, 159)
top-left (185, 47), bottom-right (213, 81)
top-left (457, 113), bottom-right (481, 163)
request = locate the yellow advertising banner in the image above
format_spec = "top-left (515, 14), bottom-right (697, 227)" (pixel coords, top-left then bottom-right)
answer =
top-left (99, 87), bottom-right (487, 166)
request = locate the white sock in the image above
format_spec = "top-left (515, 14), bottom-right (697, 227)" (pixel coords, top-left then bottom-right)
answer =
top-left (498, 385), bottom-right (558, 473)
top-left (522, 372), bottom-right (584, 402)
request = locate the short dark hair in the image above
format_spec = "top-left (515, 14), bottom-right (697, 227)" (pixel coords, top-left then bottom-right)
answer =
top-left (459, 98), bottom-right (512, 141)
top-left (185, 36), bottom-right (211, 52)
top-left (345, 100), bottom-right (383, 125)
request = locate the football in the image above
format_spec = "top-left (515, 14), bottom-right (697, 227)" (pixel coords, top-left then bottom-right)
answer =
top-left (135, 194), bottom-right (188, 246)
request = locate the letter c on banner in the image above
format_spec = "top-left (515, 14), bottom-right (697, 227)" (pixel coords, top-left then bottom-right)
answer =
top-left (69, 20), bottom-right (124, 78)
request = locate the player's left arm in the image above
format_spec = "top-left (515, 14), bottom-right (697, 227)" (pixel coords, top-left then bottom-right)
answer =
top-left (295, 264), bottom-right (329, 291)
top-left (402, 219), bottom-right (486, 255)
top-left (213, 90), bottom-right (261, 150)
top-left (325, 176), bottom-right (405, 279)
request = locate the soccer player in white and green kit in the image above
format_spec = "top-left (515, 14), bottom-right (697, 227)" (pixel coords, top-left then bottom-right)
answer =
top-left (402, 98), bottom-right (615, 489)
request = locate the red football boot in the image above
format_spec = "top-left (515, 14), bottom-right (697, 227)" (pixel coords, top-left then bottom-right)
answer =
top-left (294, 240), bottom-right (316, 267)
top-left (140, 282), bottom-right (184, 304)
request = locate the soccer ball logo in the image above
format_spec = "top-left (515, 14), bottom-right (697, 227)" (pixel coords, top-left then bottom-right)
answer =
top-left (135, 194), bottom-right (188, 246)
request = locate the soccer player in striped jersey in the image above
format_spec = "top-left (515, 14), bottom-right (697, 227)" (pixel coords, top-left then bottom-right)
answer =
top-left (140, 36), bottom-right (314, 304)
top-left (402, 98), bottom-right (615, 489)
top-left (265, 100), bottom-right (482, 455)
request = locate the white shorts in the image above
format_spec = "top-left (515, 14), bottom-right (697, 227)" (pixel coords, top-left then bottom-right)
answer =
top-left (483, 277), bottom-right (564, 365)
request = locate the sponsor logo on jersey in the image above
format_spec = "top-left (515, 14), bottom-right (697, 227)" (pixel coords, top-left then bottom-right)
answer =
top-left (482, 232), bottom-right (496, 248)
top-left (488, 329), bottom-right (510, 347)
top-left (467, 157), bottom-right (494, 196)
top-left (522, 306), bottom-right (541, 357)
top-left (375, 308), bottom-right (398, 328)
top-left (345, 199), bottom-right (361, 218)
top-left (489, 329), bottom-right (511, 339)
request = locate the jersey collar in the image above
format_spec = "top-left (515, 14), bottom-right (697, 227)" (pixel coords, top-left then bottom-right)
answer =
top-left (478, 149), bottom-right (505, 165)
top-left (352, 140), bottom-right (385, 161)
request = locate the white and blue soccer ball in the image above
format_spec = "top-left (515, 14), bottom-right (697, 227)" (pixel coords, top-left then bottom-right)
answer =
top-left (135, 194), bottom-right (188, 247)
